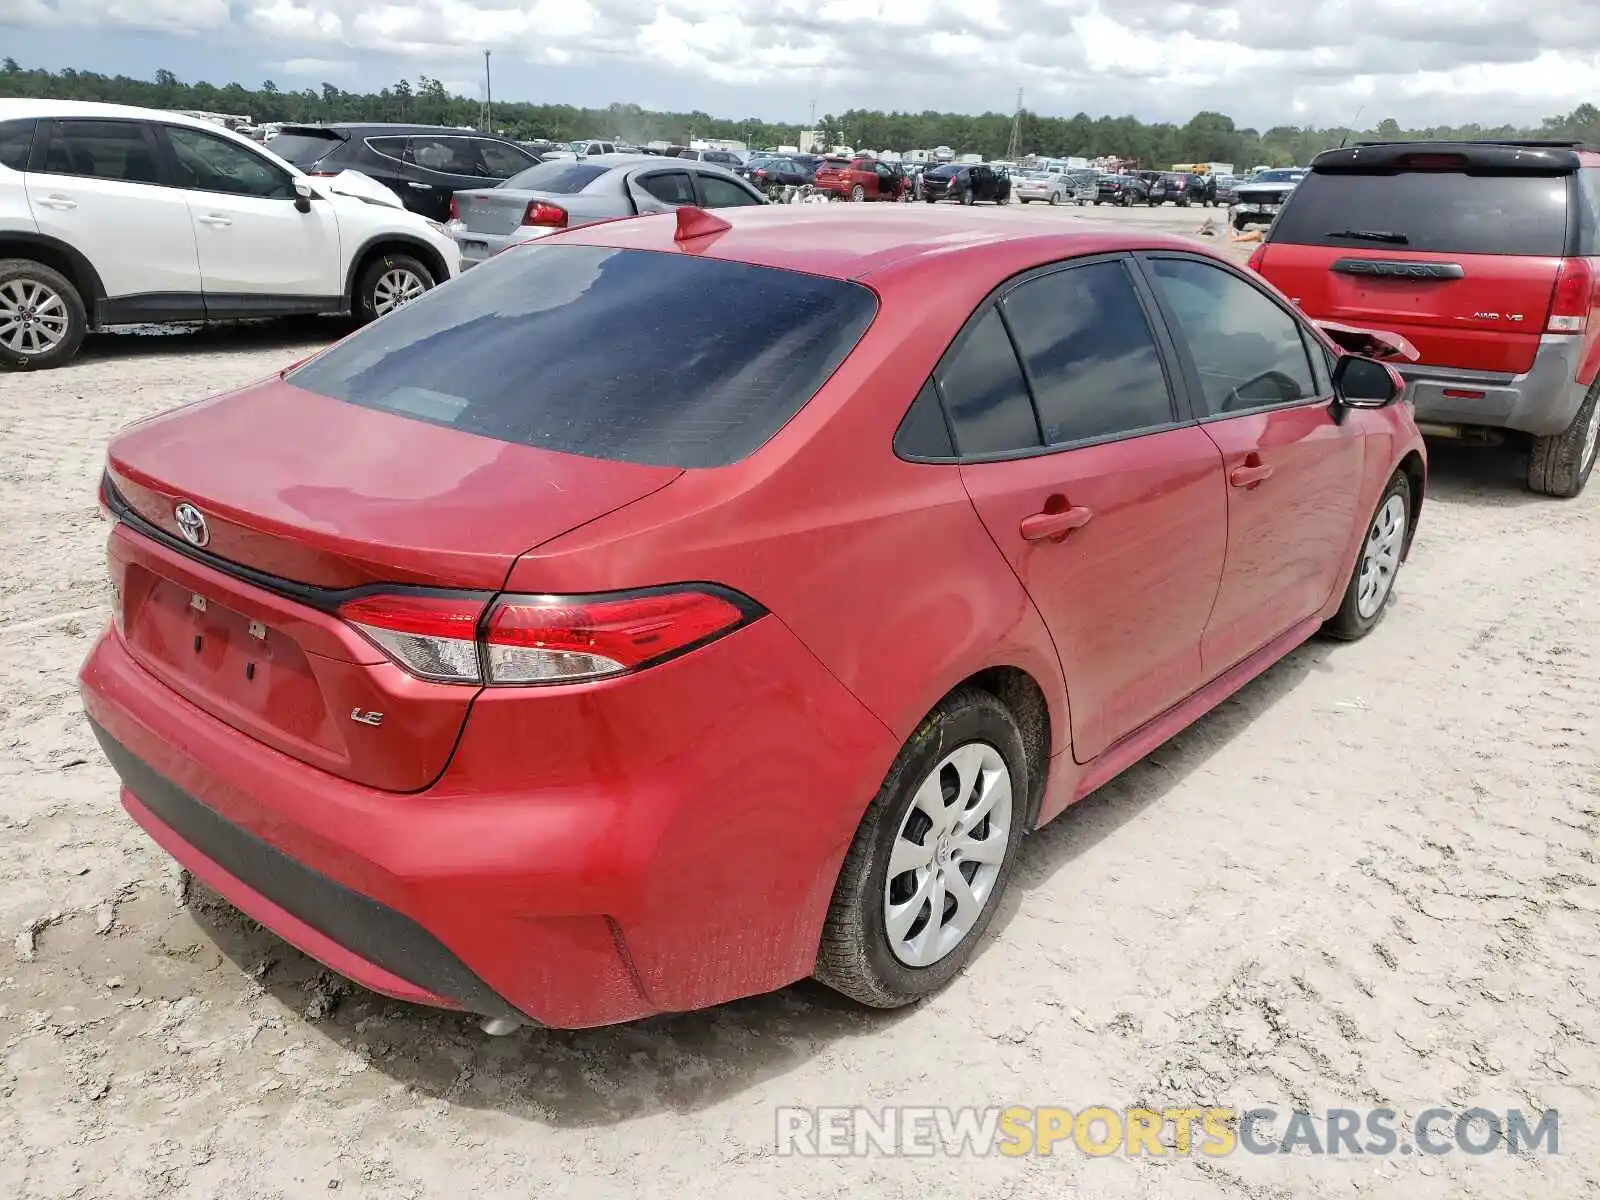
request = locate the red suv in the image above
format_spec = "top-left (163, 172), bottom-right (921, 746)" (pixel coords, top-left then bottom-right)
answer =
top-left (81, 206), bottom-right (1424, 1030)
top-left (1249, 140), bottom-right (1600, 497)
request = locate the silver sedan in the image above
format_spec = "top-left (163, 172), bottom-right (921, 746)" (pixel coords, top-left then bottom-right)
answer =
top-left (447, 154), bottom-right (766, 266)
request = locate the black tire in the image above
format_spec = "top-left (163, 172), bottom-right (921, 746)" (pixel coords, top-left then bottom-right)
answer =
top-left (815, 687), bottom-right (1029, 1008)
top-left (850, 184), bottom-right (866, 203)
top-left (925, 196), bottom-right (937, 204)
top-left (1324, 471), bottom-right (1412, 641)
top-left (352, 253), bottom-right (435, 326)
top-left (1093, 199), bottom-right (1103, 206)
top-left (0, 258), bottom-right (88, 371)
top-left (1178, 198), bottom-right (1191, 207)
top-left (961, 190), bottom-right (975, 206)
top-left (1122, 194), bottom-right (1134, 207)
top-left (1527, 378), bottom-right (1600, 497)
top-left (1019, 197), bottom-right (1030, 204)
top-left (1048, 192), bottom-right (1061, 207)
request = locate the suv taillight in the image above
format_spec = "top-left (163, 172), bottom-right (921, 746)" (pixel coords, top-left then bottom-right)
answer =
top-left (521, 201), bottom-right (568, 228)
top-left (1547, 258), bottom-right (1594, 334)
top-left (339, 586), bottom-right (760, 686)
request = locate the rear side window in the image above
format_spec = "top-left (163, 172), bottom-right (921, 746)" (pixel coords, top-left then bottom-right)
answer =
top-left (287, 245), bottom-right (878, 469)
top-left (502, 161), bottom-right (609, 192)
top-left (698, 174), bottom-right (761, 207)
top-left (1271, 170), bottom-right (1570, 256)
top-left (267, 130), bottom-right (346, 167)
top-left (0, 119), bottom-right (35, 171)
top-left (1001, 262), bottom-right (1175, 444)
top-left (935, 307), bottom-right (1040, 456)
top-left (364, 136), bottom-right (410, 163)
top-left (42, 121), bottom-right (161, 185)
top-left (640, 171), bottom-right (695, 204)
top-left (477, 139), bottom-right (535, 179)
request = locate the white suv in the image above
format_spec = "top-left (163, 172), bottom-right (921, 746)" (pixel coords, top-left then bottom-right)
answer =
top-left (0, 100), bottom-right (461, 370)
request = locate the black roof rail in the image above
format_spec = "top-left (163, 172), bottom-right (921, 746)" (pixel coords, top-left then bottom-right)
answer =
top-left (1353, 138), bottom-right (1586, 149)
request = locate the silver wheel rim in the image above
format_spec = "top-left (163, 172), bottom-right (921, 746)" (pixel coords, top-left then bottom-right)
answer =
top-left (884, 742), bottom-right (1013, 968)
top-left (372, 269), bottom-right (426, 316)
top-left (1580, 399), bottom-right (1600, 475)
top-left (1356, 493), bottom-right (1408, 619)
top-left (0, 278), bottom-right (69, 356)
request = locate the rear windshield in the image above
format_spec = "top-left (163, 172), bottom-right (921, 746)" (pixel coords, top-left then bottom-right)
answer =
top-left (266, 130), bottom-right (344, 166)
top-left (287, 244), bottom-right (878, 469)
top-left (501, 160), bottom-right (610, 192)
top-left (1271, 171), bottom-right (1570, 256)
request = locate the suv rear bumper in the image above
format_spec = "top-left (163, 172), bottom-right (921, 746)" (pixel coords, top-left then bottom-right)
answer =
top-left (1397, 333), bottom-right (1587, 437)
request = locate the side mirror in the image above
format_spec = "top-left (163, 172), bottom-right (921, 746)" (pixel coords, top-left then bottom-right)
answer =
top-left (1333, 354), bottom-right (1404, 408)
top-left (293, 179), bottom-right (314, 213)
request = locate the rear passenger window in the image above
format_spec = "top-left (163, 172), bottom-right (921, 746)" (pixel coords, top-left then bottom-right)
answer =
top-left (894, 380), bottom-right (955, 458)
top-left (640, 171), bottom-right (696, 205)
top-left (0, 119), bottom-right (35, 171)
top-left (1001, 261), bottom-right (1174, 444)
top-left (42, 120), bottom-right (161, 185)
top-left (936, 306), bottom-right (1040, 456)
top-left (365, 136), bottom-right (410, 163)
top-left (477, 139), bottom-right (535, 179)
top-left (1147, 257), bottom-right (1318, 416)
top-left (698, 174), bottom-right (760, 207)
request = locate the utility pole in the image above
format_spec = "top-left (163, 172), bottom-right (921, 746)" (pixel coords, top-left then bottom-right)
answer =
top-left (1006, 87), bottom-right (1023, 161)
top-left (483, 49), bottom-right (493, 132)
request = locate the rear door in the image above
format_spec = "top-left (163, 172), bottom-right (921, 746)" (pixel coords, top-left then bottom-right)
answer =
top-left (1257, 151), bottom-right (1574, 374)
top-left (26, 118), bottom-right (203, 310)
top-left (1139, 253), bottom-right (1364, 675)
top-left (950, 257), bottom-right (1228, 762)
top-left (398, 134), bottom-right (499, 220)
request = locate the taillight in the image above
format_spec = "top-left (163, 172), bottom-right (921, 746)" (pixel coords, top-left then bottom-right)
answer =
top-left (338, 586), bottom-right (760, 686)
top-left (1246, 244), bottom-right (1268, 273)
top-left (339, 593), bottom-right (486, 683)
top-left (448, 195), bottom-right (459, 221)
top-left (1547, 257), bottom-right (1594, 333)
top-left (521, 201), bottom-right (568, 228)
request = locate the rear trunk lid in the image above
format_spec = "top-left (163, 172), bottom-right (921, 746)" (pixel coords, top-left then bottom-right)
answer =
top-left (104, 378), bottom-right (681, 791)
top-left (1254, 145), bottom-right (1577, 375)
top-left (454, 189), bottom-right (536, 236)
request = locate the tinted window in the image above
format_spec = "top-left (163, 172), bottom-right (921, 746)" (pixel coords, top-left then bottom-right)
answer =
top-left (1002, 262), bottom-right (1174, 444)
top-left (165, 126), bottom-right (293, 198)
top-left (287, 244), bottom-right (878, 469)
top-left (503, 161), bottom-right (609, 193)
top-left (0, 119), bottom-right (34, 171)
top-left (1271, 170), bottom-right (1568, 256)
top-left (1578, 169), bottom-right (1600, 256)
top-left (42, 121), bottom-right (161, 185)
top-left (894, 380), bottom-right (955, 458)
top-left (411, 135), bottom-right (481, 174)
top-left (640, 171), bottom-right (695, 204)
top-left (1147, 258), bottom-right (1318, 415)
top-left (364, 136), bottom-right (409, 163)
top-left (936, 307), bottom-right (1039, 456)
top-left (698, 174), bottom-right (761, 207)
top-left (268, 130), bottom-right (346, 167)
top-left (476, 139), bottom-right (534, 179)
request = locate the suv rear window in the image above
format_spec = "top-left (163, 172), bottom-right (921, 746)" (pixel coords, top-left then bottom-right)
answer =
top-left (1271, 170), bottom-right (1570, 256)
top-left (502, 161), bottom-right (609, 192)
top-left (267, 129), bottom-right (345, 167)
top-left (287, 245), bottom-right (878, 469)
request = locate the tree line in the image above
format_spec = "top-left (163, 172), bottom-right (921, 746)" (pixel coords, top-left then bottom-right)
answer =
top-left (6, 58), bottom-right (1600, 168)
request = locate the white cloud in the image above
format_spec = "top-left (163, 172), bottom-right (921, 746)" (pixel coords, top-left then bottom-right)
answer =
top-left (6, 0), bottom-right (1600, 126)
top-left (279, 57), bottom-right (357, 76)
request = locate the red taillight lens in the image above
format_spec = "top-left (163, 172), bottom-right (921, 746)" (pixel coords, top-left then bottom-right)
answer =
top-left (339, 586), bottom-right (759, 686)
top-left (1547, 257), bottom-right (1594, 333)
top-left (339, 593), bottom-right (487, 683)
top-left (449, 195), bottom-right (459, 221)
top-left (521, 201), bottom-right (568, 228)
top-left (1246, 244), bottom-right (1268, 273)
top-left (484, 588), bottom-right (752, 684)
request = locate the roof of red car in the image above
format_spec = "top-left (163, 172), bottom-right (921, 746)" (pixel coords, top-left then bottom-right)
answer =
top-left (552, 205), bottom-right (1216, 282)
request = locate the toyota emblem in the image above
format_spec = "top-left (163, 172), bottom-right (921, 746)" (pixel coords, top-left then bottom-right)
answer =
top-left (173, 501), bottom-right (210, 548)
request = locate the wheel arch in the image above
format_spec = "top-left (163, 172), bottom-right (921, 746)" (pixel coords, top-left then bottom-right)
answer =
top-left (1397, 449), bottom-right (1425, 557)
top-left (934, 665), bottom-right (1054, 832)
top-left (344, 235), bottom-right (452, 308)
top-left (0, 232), bottom-right (107, 319)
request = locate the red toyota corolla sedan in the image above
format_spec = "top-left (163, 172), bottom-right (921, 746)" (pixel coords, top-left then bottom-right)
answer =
top-left (80, 205), bottom-right (1426, 1029)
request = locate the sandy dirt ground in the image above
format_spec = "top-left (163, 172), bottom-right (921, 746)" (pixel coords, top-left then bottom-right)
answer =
top-left (0, 204), bottom-right (1595, 1199)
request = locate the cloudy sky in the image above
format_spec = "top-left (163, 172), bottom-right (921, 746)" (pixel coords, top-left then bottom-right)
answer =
top-left (4, 0), bottom-right (1600, 129)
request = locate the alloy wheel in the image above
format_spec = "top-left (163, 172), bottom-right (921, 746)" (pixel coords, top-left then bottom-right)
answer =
top-left (883, 742), bottom-right (1013, 968)
top-left (1581, 395), bottom-right (1600, 477)
top-left (372, 268), bottom-right (427, 316)
top-left (1356, 493), bottom-right (1408, 619)
top-left (0, 278), bottom-right (69, 356)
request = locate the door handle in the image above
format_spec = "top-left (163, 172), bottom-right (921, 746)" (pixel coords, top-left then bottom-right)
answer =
top-left (196, 214), bottom-right (233, 227)
top-left (1020, 504), bottom-right (1094, 542)
top-left (1229, 453), bottom-right (1274, 488)
top-left (38, 195), bottom-right (77, 210)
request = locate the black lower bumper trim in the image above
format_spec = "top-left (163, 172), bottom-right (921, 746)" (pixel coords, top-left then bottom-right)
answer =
top-left (89, 719), bottom-right (527, 1024)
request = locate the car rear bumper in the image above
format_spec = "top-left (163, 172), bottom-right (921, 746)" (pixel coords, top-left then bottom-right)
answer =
top-left (1397, 333), bottom-right (1587, 437)
top-left (80, 616), bottom-right (896, 1029)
